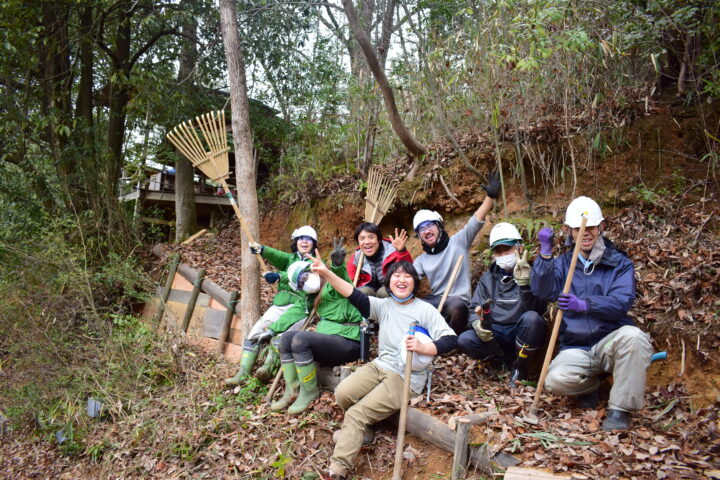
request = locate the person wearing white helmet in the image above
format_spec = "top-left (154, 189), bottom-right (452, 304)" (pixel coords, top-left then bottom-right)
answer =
top-left (224, 225), bottom-right (319, 387)
top-left (307, 254), bottom-right (456, 480)
top-left (531, 196), bottom-right (653, 431)
top-left (457, 222), bottom-right (547, 384)
top-left (412, 171), bottom-right (500, 334)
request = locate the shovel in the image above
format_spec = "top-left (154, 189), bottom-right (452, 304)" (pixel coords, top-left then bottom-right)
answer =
top-left (525, 215), bottom-right (588, 424)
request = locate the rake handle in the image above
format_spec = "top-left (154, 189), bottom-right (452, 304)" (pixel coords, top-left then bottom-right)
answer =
top-left (438, 255), bottom-right (464, 311)
top-left (218, 178), bottom-right (268, 273)
top-left (528, 216), bottom-right (588, 418)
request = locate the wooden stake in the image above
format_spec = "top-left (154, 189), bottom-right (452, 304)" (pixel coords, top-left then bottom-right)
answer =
top-left (182, 229), bottom-right (208, 245)
top-left (527, 216), bottom-right (588, 421)
top-left (392, 321), bottom-right (417, 480)
top-left (153, 254), bottom-right (180, 325)
top-left (451, 418), bottom-right (471, 480)
top-left (216, 290), bottom-right (239, 356)
top-left (182, 268), bottom-right (205, 333)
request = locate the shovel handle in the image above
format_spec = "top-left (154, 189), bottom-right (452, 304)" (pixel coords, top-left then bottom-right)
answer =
top-left (528, 215), bottom-right (588, 418)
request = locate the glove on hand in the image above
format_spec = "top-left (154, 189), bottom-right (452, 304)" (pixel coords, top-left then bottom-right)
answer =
top-left (471, 319), bottom-right (494, 342)
top-left (262, 272), bottom-right (280, 284)
top-left (481, 171), bottom-right (501, 199)
top-left (558, 293), bottom-right (588, 312)
top-left (538, 227), bottom-right (554, 256)
top-left (331, 237), bottom-right (346, 267)
top-left (513, 250), bottom-right (530, 286)
top-left (255, 330), bottom-right (273, 344)
top-left (250, 242), bottom-right (264, 255)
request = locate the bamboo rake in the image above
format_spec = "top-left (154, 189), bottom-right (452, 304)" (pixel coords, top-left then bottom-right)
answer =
top-left (353, 165), bottom-right (399, 286)
top-left (167, 110), bottom-right (267, 272)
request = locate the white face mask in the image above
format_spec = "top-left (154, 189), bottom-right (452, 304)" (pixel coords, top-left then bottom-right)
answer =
top-left (495, 253), bottom-right (517, 271)
top-left (302, 272), bottom-right (322, 294)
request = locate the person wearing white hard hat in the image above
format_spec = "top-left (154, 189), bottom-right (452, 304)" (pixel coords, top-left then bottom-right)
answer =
top-left (224, 225), bottom-right (320, 387)
top-left (307, 254), bottom-right (456, 480)
top-left (457, 222), bottom-right (547, 384)
top-left (412, 171), bottom-right (500, 334)
top-left (531, 197), bottom-right (653, 431)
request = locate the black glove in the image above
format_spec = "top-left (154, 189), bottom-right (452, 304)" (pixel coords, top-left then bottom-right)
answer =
top-left (331, 237), bottom-right (346, 267)
top-left (262, 272), bottom-right (280, 284)
top-left (481, 171), bottom-right (501, 199)
top-left (250, 242), bottom-right (264, 255)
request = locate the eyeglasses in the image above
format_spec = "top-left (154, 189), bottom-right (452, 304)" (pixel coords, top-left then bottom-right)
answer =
top-left (295, 236), bottom-right (314, 242)
top-left (416, 221), bottom-right (436, 235)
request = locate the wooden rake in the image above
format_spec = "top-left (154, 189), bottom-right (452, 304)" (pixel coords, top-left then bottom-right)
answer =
top-left (353, 165), bottom-right (399, 286)
top-left (167, 110), bottom-right (268, 272)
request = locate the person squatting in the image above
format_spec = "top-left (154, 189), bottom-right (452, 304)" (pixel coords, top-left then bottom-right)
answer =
top-left (224, 184), bottom-right (654, 480)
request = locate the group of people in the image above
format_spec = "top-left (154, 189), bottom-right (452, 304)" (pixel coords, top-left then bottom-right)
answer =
top-left (223, 173), bottom-right (654, 480)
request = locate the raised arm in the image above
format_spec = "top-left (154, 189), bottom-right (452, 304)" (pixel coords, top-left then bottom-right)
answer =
top-left (308, 249), bottom-right (354, 297)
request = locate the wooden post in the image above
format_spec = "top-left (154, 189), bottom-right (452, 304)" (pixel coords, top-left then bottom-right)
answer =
top-left (216, 290), bottom-right (239, 356)
top-left (153, 254), bottom-right (180, 325)
top-left (451, 418), bottom-right (471, 480)
top-left (182, 268), bottom-right (205, 333)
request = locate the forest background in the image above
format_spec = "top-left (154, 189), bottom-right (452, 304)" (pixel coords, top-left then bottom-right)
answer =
top-left (0, 0), bottom-right (718, 478)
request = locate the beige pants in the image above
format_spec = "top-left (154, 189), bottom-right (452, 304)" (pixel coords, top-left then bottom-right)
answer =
top-left (544, 325), bottom-right (653, 412)
top-left (329, 363), bottom-right (411, 476)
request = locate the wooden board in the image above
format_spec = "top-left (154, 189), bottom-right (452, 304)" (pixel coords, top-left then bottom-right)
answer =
top-left (504, 466), bottom-right (576, 479)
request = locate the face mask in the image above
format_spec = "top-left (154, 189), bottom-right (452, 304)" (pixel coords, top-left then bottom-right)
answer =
top-left (301, 272), bottom-right (322, 294)
top-left (495, 253), bottom-right (517, 271)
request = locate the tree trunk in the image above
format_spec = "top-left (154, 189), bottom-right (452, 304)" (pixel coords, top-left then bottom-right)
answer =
top-left (75, 4), bottom-right (96, 210)
top-left (342, 0), bottom-right (426, 158)
top-left (107, 12), bottom-right (131, 202)
top-left (174, 2), bottom-right (198, 243)
top-left (218, 0), bottom-right (261, 333)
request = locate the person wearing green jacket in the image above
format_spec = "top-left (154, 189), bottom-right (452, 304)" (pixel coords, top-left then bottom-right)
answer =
top-left (224, 226), bottom-right (320, 386)
top-left (271, 238), bottom-right (363, 415)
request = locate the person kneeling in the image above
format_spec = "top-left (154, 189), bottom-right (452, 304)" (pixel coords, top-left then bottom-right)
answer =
top-left (309, 255), bottom-right (457, 480)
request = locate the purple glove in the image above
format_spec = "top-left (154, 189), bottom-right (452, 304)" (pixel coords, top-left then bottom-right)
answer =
top-left (538, 227), bottom-right (554, 256)
top-left (558, 293), bottom-right (588, 312)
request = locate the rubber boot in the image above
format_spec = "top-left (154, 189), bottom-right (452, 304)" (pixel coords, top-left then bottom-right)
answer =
top-left (224, 347), bottom-right (258, 386)
top-left (288, 362), bottom-right (319, 415)
top-left (602, 409), bottom-right (630, 431)
top-left (508, 348), bottom-right (531, 386)
top-left (255, 344), bottom-right (280, 382)
top-left (270, 361), bottom-right (299, 412)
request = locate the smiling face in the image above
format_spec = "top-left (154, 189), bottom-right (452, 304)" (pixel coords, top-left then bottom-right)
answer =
top-left (388, 267), bottom-right (415, 299)
top-left (571, 225), bottom-right (601, 257)
top-left (417, 222), bottom-right (440, 248)
top-left (295, 236), bottom-right (315, 255)
top-left (357, 230), bottom-right (380, 257)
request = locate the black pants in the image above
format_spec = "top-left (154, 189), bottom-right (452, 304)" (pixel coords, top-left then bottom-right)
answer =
top-left (278, 331), bottom-right (361, 367)
top-left (421, 294), bottom-right (469, 335)
top-left (457, 311), bottom-right (545, 366)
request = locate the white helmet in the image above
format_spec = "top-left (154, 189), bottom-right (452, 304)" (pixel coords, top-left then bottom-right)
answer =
top-left (489, 222), bottom-right (522, 250)
top-left (565, 196), bottom-right (604, 228)
top-left (291, 225), bottom-right (317, 241)
top-left (287, 261), bottom-right (309, 290)
top-left (399, 326), bottom-right (434, 372)
top-left (413, 210), bottom-right (443, 231)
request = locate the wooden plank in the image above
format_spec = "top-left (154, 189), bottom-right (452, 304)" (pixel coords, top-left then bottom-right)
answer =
top-left (503, 466), bottom-right (575, 479)
top-left (181, 269), bottom-right (205, 332)
top-left (451, 418), bottom-right (471, 480)
top-left (181, 228), bottom-right (208, 245)
top-left (216, 291), bottom-right (238, 356)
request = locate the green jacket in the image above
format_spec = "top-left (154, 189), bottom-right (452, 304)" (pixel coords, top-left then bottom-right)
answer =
top-left (316, 264), bottom-right (362, 341)
top-left (262, 246), bottom-right (314, 333)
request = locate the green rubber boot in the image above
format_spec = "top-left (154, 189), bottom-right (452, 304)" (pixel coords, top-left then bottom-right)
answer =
top-left (255, 344), bottom-right (280, 382)
top-left (288, 363), bottom-right (319, 415)
top-left (270, 361), bottom-right (299, 412)
top-left (224, 347), bottom-right (258, 386)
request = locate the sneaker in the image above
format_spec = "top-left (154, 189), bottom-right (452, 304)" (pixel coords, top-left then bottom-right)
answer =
top-left (601, 409), bottom-right (630, 431)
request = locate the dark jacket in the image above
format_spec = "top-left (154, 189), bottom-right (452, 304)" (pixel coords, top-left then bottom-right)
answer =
top-left (531, 238), bottom-right (635, 350)
top-left (468, 263), bottom-right (546, 327)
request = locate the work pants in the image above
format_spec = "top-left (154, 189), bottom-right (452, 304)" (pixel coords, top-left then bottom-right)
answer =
top-left (246, 304), bottom-right (305, 341)
top-left (278, 331), bottom-right (361, 367)
top-left (544, 325), bottom-right (653, 412)
top-left (457, 311), bottom-right (545, 367)
top-left (421, 294), bottom-right (468, 335)
top-left (329, 363), bottom-right (417, 476)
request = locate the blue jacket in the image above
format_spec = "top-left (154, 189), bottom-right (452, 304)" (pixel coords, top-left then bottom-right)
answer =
top-left (531, 238), bottom-right (635, 350)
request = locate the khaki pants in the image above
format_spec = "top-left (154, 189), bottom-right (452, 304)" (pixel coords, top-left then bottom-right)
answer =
top-left (329, 363), bottom-right (410, 476)
top-left (544, 325), bottom-right (653, 412)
